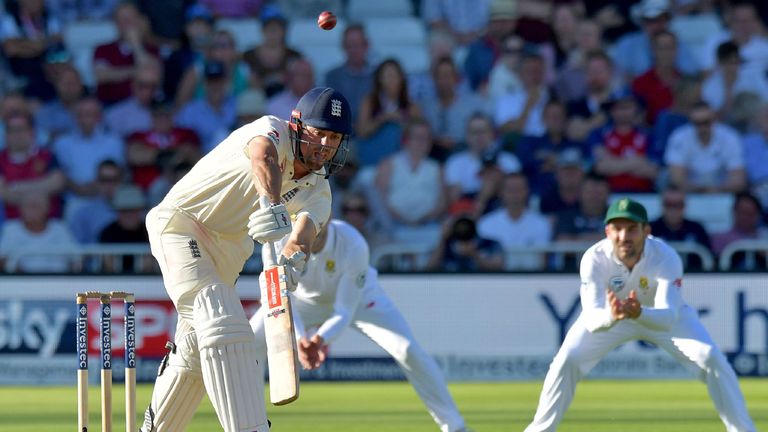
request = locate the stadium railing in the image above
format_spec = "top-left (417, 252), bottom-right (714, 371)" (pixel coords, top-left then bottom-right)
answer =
top-left (0, 239), bottom-right (732, 273)
top-left (370, 240), bottom-right (717, 272)
top-left (0, 244), bottom-right (151, 273)
top-left (717, 239), bottom-right (768, 271)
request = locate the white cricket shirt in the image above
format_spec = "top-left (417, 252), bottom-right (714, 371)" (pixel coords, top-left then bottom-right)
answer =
top-left (293, 220), bottom-right (373, 342)
top-left (579, 235), bottom-right (686, 333)
top-left (159, 115), bottom-right (331, 235)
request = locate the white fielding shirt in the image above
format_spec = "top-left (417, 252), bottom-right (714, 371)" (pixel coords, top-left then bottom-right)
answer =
top-left (579, 235), bottom-right (686, 333)
top-left (291, 220), bottom-right (373, 343)
top-left (159, 116), bottom-right (331, 235)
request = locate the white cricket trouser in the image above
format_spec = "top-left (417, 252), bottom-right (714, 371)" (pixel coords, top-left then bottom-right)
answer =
top-left (145, 207), bottom-right (268, 432)
top-left (525, 305), bottom-right (756, 432)
top-left (251, 287), bottom-right (466, 432)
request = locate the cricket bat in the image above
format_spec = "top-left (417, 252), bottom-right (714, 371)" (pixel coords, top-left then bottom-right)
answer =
top-left (259, 196), bottom-right (300, 405)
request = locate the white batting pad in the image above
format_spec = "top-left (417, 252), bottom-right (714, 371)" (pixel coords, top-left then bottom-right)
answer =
top-left (142, 329), bottom-right (205, 432)
top-left (194, 285), bottom-right (269, 432)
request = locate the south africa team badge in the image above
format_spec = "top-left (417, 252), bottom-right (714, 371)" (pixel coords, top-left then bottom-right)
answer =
top-left (325, 260), bottom-right (336, 273)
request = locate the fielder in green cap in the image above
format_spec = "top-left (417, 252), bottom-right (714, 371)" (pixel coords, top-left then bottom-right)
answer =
top-left (525, 196), bottom-right (757, 432)
top-left (604, 197), bottom-right (649, 224)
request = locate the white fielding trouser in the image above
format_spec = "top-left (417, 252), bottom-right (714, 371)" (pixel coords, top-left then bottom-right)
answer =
top-left (525, 306), bottom-right (756, 432)
top-left (144, 207), bottom-right (268, 432)
top-left (250, 286), bottom-right (467, 432)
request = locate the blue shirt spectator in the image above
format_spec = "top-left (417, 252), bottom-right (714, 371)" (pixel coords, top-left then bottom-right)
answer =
top-left (515, 100), bottom-right (584, 195)
top-left (174, 61), bottom-right (237, 152)
top-left (324, 24), bottom-right (374, 125)
top-left (53, 96), bottom-right (124, 220)
top-left (53, 106), bottom-right (124, 187)
top-left (742, 106), bottom-right (768, 211)
top-left (68, 160), bottom-right (123, 244)
top-left (35, 64), bottom-right (83, 143)
top-left (610, 0), bottom-right (700, 78)
top-left (422, 0), bottom-right (490, 46)
top-left (420, 56), bottom-right (490, 160)
top-left (462, 2), bottom-right (516, 91)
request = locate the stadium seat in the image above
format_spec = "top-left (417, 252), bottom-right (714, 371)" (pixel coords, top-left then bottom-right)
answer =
top-left (346, 0), bottom-right (413, 22)
top-left (287, 18), bottom-right (348, 84)
top-left (62, 20), bottom-right (118, 87)
top-left (364, 17), bottom-right (427, 46)
top-left (372, 44), bottom-right (429, 74)
top-left (364, 17), bottom-right (429, 73)
top-left (670, 14), bottom-right (724, 67)
top-left (302, 45), bottom-right (346, 85)
top-left (287, 17), bottom-right (346, 48)
top-left (610, 193), bottom-right (734, 234)
top-left (215, 18), bottom-right (263, 52)
top-left (62, 19), bottom-right (118, 49)
top-left (686, 193), bottom-right (733, 234)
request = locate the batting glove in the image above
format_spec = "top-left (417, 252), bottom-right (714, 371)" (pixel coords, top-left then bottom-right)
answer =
top-left (278, 250), bottom-right (306, 291)
top-left (248, 203), bottom-right (292, 243)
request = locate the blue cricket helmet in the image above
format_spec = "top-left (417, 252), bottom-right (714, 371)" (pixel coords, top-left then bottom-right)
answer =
top-left (290, 87), bottom-right (352, 178)
top-left (292, 87), bottom-right (352, 135)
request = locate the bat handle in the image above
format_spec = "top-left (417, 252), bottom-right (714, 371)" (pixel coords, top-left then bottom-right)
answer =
top-left (258, 196), bottom-right (279, 266)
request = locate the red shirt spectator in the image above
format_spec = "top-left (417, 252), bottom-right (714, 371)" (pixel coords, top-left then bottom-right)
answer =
top-left (92, 3), bottom-right (159, 104)
top-left (631, 30), bottom-right (681, 125)
top-left (0, 148), bottom-right (62, 218)
top-left (601, 128), bottom-right (655, 192)
top-left (632, 68), bottom-right (677, 124)
top-left (125, 97), bottom-right (201, 190)
top-left (126, 128), bottom-right (199, 189)
top-left (592, 93), bottom-right (659, 193)
top-left (0, 113), bottom-right (65, 218)
top-left (94, 40), bottom-right (160, 104)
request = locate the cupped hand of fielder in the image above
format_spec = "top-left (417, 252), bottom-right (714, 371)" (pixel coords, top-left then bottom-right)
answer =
top-left (622, 290), bottom-right (642, 319)
top-left (607, 289), bottom-right (626, 320)
top-left (248, 203), bottom-right (292, 243)
top-left (298, 334), bottom-right (327, 370)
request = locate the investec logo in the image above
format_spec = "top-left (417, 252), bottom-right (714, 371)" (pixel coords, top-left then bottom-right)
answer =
top-left (101, 305), bottom-right (112, 369)
top-left (77, 305), bottom-right (88, 369)
top-left (125, 304), bottom-right (136, 368)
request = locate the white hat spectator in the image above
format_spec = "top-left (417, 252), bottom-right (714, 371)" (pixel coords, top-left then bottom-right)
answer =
top-left (489, 0), bottom-right (517, 20)
top-left (631, 0), bottom-right (671, 25)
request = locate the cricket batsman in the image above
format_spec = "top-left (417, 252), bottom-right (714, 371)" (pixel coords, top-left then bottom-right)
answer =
top-left (141, 87), bottom-right (352, 432)
top-left (525, 198), bottom-right (756, 432)
top-left (249, 219), bottom-right (470, 432)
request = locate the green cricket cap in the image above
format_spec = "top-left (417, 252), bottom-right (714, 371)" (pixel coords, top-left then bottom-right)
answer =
top-left (604, 198), bottom-right (648, 224)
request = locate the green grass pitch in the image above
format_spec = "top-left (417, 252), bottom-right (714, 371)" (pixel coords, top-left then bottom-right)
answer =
top-left (1, 379), bottom-right (765, 431)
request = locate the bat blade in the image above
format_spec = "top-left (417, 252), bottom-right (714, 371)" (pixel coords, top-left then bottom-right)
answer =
top-left (262, 264), bottom-right (300, 405)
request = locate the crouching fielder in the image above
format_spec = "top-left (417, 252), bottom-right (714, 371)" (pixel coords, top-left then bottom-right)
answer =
top-left (250, 219), bottom-right (468, 432)
top-left (525, 198), bottom-right (756, 432)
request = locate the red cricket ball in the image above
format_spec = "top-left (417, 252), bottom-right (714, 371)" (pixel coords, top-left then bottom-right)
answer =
top-left (317, 11), bottom-right (337, 31)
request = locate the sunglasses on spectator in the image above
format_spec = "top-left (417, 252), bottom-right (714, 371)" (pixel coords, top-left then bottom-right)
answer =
top-left (692, 118), bottom-right (712, 127)
top-left (136, 80), bottom-right (159, 88)
top-left (98, 176), bottom-right (122, 183)
top-left (663, 200), bottom-right (685, 209)
top-left (342, 205), bottom-right (368, 214)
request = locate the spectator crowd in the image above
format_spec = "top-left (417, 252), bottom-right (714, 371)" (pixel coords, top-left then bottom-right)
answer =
top-left (2, 0), bottom-right (768, 273)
